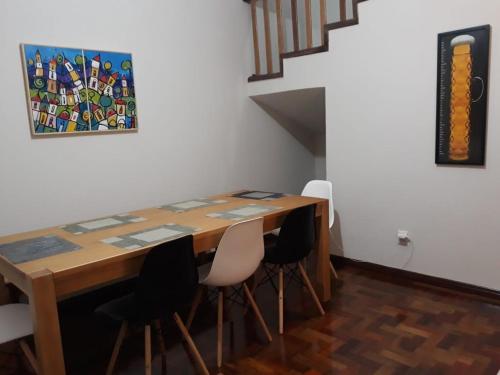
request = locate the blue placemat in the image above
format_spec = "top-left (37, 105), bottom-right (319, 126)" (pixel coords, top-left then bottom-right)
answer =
top-left (0, 235), bottom-right (81, 264)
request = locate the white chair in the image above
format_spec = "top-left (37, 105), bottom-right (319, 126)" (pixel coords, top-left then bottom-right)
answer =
top-left (273, 180), bottom-right (339, 279)
top-left (0, 303), bottom-right (38, 373)
top-left (302, 180), bottom-right (334, 228)
top-left (301, 180), bottom-right (339, 279)
top-left (186, 217), bottom-right (272, 368)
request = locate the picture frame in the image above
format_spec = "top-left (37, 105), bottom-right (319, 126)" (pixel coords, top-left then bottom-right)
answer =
top-left (435, 25), bottom-right (490, 165)
top-left (21, 44), bottom-right (138, 137)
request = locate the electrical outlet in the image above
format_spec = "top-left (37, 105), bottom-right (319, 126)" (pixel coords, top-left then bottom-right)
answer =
top-left (397, 230), bottom-right (409, 241)
top-left (397, 230), bottom-right (410, 246)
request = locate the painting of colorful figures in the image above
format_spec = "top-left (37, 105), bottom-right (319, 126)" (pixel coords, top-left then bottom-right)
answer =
top-left (21, 44), bottom-right (137, 136)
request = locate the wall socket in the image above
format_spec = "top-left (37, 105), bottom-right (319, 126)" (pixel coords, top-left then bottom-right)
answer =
top-left (397, 230), bottom-right (410, 244)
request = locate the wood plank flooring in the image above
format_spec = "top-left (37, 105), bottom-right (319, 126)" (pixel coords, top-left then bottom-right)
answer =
top-left (1, 264), bottom-right (499, 374)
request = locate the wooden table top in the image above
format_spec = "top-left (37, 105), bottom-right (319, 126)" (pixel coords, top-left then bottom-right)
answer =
top-left (0, 192), bottom-right (325, 279)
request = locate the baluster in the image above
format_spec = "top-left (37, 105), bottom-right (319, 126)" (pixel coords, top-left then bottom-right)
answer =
top-left (305, 0), bottom-right (312, 48)
top-left (251, 0), bottom-right (261, 75)
top-left (340, 0), bottom-right (347, 22)
top-left (276, 0), bottom-right (285, 54)
top-left (291, 0), bottom-right (299, 51)
top-left (263, 0), bottom-right (273, 73)
top-left (320, 0), bottom-right (327, 45)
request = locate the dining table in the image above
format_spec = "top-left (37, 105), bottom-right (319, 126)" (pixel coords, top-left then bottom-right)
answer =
top-left (0, 190), bottom-right (331, 375)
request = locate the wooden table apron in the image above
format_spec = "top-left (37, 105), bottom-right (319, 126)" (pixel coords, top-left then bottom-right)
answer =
top-left (0, 194), bottom-right (330, 375)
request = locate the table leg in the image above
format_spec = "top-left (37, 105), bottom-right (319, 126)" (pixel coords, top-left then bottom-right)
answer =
top-left (316, 200), bottom-right (331, 302)
top-left (28, 270), bottom-right (66, 375)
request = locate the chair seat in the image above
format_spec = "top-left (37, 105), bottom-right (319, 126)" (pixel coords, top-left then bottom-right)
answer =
top-left (96, 294), bottom-right (140, 322)
top-left (96, 293), bottom-right (186, 323)
top-left (0, 304), bottom-right (33, 344)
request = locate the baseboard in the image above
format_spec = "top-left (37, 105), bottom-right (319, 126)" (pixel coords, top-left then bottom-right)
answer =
top-left (331, 255), bottom-right (500, 304)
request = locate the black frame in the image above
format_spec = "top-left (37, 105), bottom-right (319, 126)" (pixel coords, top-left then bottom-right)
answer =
top-left (435, 25), bottom-right (491, 166)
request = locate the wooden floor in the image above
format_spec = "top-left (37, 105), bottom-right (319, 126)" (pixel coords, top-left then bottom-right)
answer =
top-left (1, 263), bottom-right (499, 375)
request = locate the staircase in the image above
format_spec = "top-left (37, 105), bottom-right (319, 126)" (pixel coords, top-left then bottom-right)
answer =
top-left (247, 0), bottom-right (367, 82)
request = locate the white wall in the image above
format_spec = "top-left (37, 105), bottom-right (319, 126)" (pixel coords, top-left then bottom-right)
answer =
top-left (0, 0), bottom-right (316, 236)
top-left (248, 0), bottom-right (500, 291)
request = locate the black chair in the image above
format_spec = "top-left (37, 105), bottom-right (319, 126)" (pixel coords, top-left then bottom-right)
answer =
top-left (256, 205), bottom-right (325, 334)
top-left (96, 235), bottom-right (209, 375)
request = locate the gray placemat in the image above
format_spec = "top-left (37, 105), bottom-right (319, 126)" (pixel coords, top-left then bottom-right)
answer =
top-left (101, 223), bottom-right (198, 250)
top-left (206, 204), bottom-right (282, 221)
top-left (0, 235), bottom-right (81, 264)
top-left (60, 214), bottom-right (147, 235)
top-left (232, 191), bottom-right (287, 201)
top-left (159, 198), bottom-right (228, 213)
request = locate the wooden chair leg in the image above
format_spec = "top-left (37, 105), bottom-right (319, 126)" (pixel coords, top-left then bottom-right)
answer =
top-left (173, 312), bottom-right (209, 375)
top-left (278, 267), bottom-right (284, 335)
top-left (298, 262), bottom-right (326, 316)
top-left (244, 266), bottom-right (263, 316)
top-left (154, 320), bottom-right (167, 373)
top-left (186, 285), bottom-right (204, 330)
top-left (19, 339), bottom-right (38, 374)
top-left (242, 282), bottom-right (272, 342)
top-left (145, 325), bottom-right (152, 375)
top-left (217, 289), bottom-right (224, 368)
top-left (106, 321), bottom-right (128, 375)
top-left (330, 261), bottom-right (339, 279)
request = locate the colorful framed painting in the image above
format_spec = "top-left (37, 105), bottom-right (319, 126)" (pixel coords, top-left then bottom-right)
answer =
top-left (21, 44), bottom-right (138, 136)
top-left (435, 25), bottom-right (490, 165)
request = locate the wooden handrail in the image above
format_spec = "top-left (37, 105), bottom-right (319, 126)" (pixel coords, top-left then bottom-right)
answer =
top-left (251, 0), bottom-right (261, 75)
top-left (263, 0), bottom-right (273, 73)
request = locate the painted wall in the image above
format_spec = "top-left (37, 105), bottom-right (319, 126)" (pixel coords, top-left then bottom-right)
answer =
top-left (0, 0), bottom-right (316, 236)
top-left (248, 0), bottom-right (500, 290)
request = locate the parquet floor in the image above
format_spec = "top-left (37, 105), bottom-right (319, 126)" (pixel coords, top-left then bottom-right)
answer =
top-left (1, 264), bottom-right (499, 374)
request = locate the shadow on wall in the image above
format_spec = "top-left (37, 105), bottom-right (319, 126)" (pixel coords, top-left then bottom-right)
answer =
top-left (250, 87), bottom-right (326, 154)
top-left (251, 99), bottom-right (318, 152)
top-left (330, 210), bottom-right (344, 256)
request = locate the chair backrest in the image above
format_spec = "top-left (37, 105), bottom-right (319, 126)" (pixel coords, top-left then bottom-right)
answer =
top-left (202, 217), bottom-right (264, 287)
top-left (134, 235), bottom-right (198, 320)
top-left (276, 205), bottom-right (316, 264)
top-left (302, 180), bottom-right (334, 229)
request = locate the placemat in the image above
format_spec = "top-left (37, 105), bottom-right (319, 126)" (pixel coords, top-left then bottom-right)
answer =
top-left (159, 198), bottom-right (228, 213)
top-left (0, 235), bottom-right (81, 264)
top-left (206, 204), bottom-right (282, 221)
top-left (60, 214), bottom-right (147, 235)
top-left (231, 191), bottom-right (287, 201)
top-left (101, 223), bottom-right (198, 250)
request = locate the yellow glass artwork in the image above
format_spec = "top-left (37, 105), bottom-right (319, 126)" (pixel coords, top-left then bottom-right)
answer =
top-left (449, 35), bottom-right (475, 161)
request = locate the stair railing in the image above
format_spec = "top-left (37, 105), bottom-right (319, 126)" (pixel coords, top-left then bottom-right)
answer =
top-left (249, 0), bottom-right (362, 81)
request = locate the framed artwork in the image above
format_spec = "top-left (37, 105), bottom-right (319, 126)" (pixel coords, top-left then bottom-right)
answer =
top-left (435, 25), bottom-right (490, 165)
top-left (21, 44), bottom-right (138, 136)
